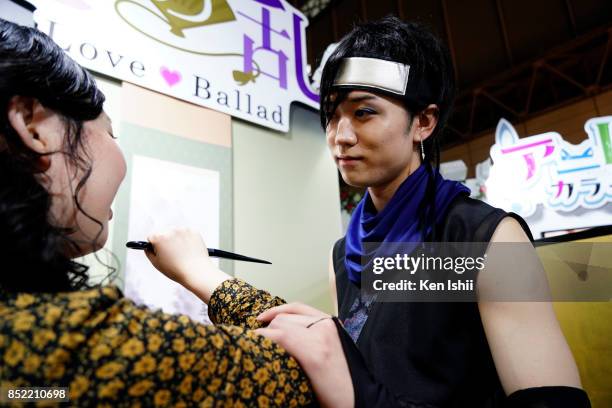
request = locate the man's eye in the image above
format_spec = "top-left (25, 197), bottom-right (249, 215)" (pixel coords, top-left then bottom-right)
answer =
top-left (355, 108), bottom-right (375, 118)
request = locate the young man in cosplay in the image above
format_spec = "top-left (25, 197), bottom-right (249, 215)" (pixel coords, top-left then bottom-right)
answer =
top-left (312, 16), bottom-right (590, 407)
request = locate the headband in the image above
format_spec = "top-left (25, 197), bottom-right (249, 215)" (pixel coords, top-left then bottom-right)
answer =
top-left (332, 57), bottom-right (433, 106)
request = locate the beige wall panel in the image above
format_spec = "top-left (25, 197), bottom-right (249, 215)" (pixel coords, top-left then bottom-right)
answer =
top-left (121, 83), bottom-right (231, 147)
top-left (233, 106), bottom-right (342, 313)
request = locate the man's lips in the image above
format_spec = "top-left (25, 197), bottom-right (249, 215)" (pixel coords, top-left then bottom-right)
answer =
top-left (336, 155), bottom-right (363, 165)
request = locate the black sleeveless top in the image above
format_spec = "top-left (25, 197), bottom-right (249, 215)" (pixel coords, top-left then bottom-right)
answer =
top-left (332, 195), bottom-right (533, 408)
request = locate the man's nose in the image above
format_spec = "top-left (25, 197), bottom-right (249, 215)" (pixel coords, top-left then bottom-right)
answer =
top-left (334, 117), bottom-right (357, 146)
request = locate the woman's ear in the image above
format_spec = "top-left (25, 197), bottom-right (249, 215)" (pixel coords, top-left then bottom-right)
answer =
top-left (413, 104), bottom-right (439, 143)
top-left (6, 95), bottom-right (51, 154)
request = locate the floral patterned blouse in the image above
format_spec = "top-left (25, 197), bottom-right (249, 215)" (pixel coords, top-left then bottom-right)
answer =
top-left (0, 279), bottom-right (315, 407)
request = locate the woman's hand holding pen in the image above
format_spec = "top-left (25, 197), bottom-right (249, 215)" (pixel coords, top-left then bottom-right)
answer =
top-left (144, 228), bottom-right (232, 304)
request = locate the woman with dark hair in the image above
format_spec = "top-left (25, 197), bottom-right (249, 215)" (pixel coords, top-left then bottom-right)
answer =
top-left (0, 18), bottom-right (357, 407)
top-left (255, 16), bottom-right (591, 408)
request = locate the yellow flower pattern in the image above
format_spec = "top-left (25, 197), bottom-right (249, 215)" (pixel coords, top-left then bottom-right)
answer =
top-left (0, 279), bottom-right (314, 406)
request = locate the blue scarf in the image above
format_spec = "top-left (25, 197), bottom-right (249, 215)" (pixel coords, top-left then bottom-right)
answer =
top-left (345, 164), bottom-right (470, 284)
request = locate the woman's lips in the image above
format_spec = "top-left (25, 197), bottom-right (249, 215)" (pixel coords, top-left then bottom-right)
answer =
top-left (109, 209), bottom-right (113, 220)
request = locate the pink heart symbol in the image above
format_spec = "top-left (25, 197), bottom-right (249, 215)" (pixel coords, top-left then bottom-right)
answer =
top-left (160, 67), bottom-right (181, 87)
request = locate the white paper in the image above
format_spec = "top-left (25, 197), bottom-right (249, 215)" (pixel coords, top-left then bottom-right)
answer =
top-left (125, 155), bottom-right (220, 323)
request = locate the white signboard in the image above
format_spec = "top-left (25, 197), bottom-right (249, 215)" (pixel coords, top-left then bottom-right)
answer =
top-left (28, 0), bottom-right (319, 132)
top-left (484, 117), bottom-right (612, 236)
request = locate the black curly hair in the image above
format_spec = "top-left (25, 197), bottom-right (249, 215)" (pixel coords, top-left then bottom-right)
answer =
top-left (319, 16), bottom-right (456, 236)
top-left (0, 18), bottom-right (106, 292)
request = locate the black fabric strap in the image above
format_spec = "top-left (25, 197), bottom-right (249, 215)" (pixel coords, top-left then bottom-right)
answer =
top-left (332, 237), bottom-right (346, 277)
top-left (505, 386), bottom-right (591, 408)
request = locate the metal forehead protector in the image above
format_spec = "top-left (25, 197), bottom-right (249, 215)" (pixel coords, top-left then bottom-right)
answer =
top-left (333, 57), bottom-right (411, 96)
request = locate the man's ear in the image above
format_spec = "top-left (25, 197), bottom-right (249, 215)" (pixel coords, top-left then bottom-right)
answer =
top-left (413, 104), bottom-right (439, 143)
top-left (6, 95), bottom-right (51, 154)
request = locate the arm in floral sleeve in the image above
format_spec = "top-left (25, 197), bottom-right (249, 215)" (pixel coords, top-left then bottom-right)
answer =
top-left (208, 278), bottom-right (286, 328)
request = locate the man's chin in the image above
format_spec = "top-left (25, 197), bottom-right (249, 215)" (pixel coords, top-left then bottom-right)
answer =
top-left (341, 175), bottom-right (368, 189)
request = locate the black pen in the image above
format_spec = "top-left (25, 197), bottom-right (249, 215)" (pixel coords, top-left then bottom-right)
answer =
top-left (126, 241), bottom-right (272, 264)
